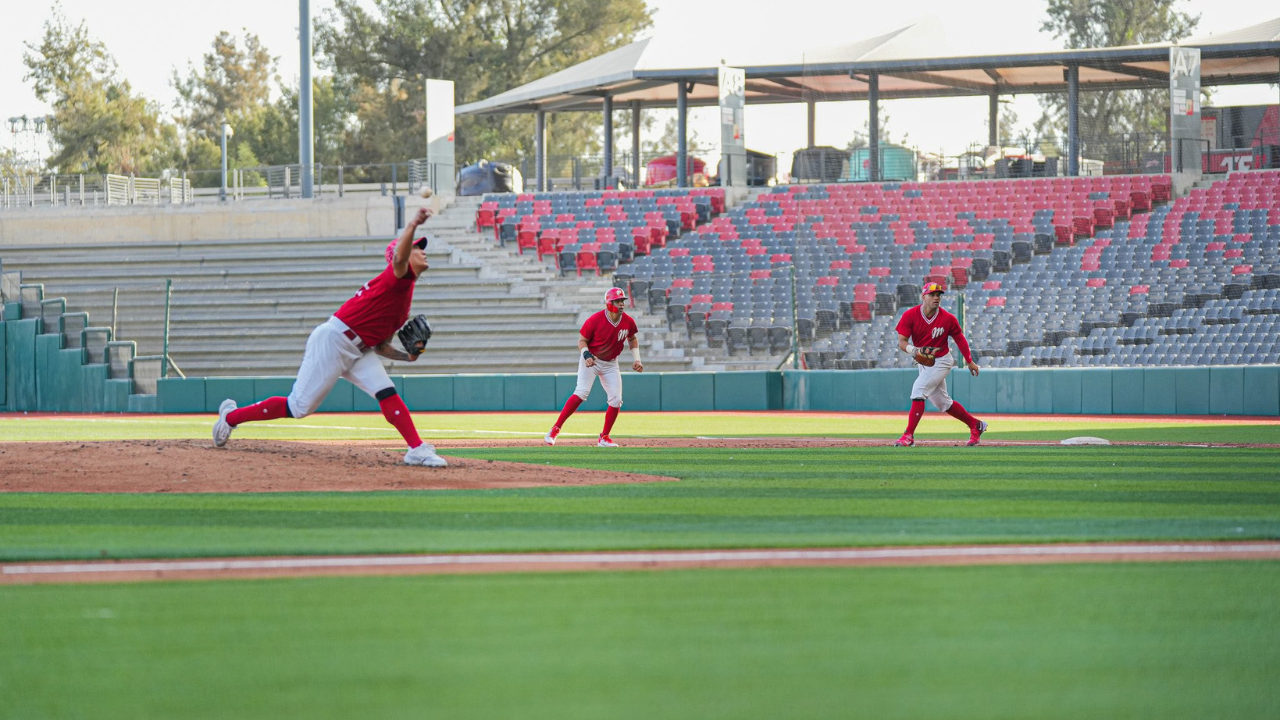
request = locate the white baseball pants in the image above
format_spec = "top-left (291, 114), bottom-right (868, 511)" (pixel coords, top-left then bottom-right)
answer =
top-left (910, 351), bottom-right (955, 412)
top-left (287, 317), bottom-right (395, 417)
top-left (574, 355), bottom-right (623, 408)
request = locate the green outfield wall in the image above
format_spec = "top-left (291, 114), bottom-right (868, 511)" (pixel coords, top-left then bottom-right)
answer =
top-left (1, 312), bottom-right (1277, 416)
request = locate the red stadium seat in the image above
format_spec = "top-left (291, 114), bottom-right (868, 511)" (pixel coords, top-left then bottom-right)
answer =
top-left (1130, 285), bottom-right (1150, 295)
top-left (1086, 278), bottom-right (1106, 288)
top-left (1232, 264), bottom-right (1253, 275)
top-left (986, 297), bottom-right (1006, 307)
top-left (576, 244), bottom-right (600, 276)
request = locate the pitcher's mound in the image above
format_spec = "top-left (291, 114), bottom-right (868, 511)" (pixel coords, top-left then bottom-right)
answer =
top-left (0, 440), bottom-right (676, 493)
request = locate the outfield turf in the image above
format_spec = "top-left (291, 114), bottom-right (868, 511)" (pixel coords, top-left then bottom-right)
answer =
top-left (2, 411), bottom-right (1278, 443)
top-left (2, 444), bottom-right (1278, 560)
top-left (3, 562), bottom-right (1278, 720)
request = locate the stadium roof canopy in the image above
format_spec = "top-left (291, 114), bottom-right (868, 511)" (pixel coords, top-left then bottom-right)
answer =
top-left (456, 16), bottom-right (1280, 116)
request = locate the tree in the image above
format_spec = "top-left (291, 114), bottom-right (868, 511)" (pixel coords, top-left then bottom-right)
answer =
top-left (845, 105), bottom-right (901, 153)
top-left (22, 9), bottom-right (177, 174)
top-left (315, 0), bottom-right (652, 165)
top-left (172, 31), bottom-right (277, 140)
top-left (1035, 0), bottom-right (1201, 145)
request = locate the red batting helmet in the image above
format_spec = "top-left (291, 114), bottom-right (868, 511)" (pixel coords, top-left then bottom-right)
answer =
top-left (921, 281), bottom-right (946, 295)
top-left (604, 287), bottom-right (627, 308)
top-left (385, 236), bottom-right (429, 264)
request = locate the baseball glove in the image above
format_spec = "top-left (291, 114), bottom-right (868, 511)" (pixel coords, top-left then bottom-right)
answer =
top-left (397, 314), bottom-right (433, 356)
top-left (913, 346), bottom-right (940, 367)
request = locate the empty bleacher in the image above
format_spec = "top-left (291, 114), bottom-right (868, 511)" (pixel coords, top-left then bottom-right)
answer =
top-left (477, 171), bottom-right (1277, 371)
top-left (474, 188), bottom-right (725, 277)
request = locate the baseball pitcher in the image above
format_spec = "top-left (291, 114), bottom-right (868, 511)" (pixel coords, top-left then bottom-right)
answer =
top-left (893, 281), bottom-right (987, 447)
top-left (212, 206), bottom-right (448, 467)
top-left (545, 287), bottom-right (643, 447)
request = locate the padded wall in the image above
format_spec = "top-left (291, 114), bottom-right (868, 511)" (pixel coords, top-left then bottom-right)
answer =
top-left (7, 367), bottom-right (1279, 416)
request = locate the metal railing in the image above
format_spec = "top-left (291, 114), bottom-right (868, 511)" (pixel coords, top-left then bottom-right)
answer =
top-left (1, 173), bottom-right (195, 209)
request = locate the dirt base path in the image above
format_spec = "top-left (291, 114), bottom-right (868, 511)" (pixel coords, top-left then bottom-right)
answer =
top-left (0, 440), bottom-right (675, 493)
top-left (4, 542), bottom-right (1278, 585)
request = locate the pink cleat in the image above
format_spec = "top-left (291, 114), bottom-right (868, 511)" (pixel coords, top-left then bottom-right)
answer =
top-left (893, 434), bottom-right (914, 447)
top-left (966, 420), bottom-right (988, 447)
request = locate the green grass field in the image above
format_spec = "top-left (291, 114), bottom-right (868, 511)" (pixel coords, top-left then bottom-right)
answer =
top-left (2, 412), bottom-right (1278, 719)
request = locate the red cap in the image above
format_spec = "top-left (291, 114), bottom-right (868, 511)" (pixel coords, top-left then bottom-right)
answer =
top-left (921, 281), bottom-right (946, 295)
top-left (385, 236), bottom-right (428, 264)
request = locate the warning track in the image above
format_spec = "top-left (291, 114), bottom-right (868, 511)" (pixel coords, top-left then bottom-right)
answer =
top-left (4, 542), bottom-right (1278, 585)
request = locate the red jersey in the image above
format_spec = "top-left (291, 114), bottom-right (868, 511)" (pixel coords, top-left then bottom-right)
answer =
top-left (580, 310), bottom-right (638, 362)
top-left (334, 265), bottom-right (418, 347)
top-left (895, 305), bottom-right (972, 362)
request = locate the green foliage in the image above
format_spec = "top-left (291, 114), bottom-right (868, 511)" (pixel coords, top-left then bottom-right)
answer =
top-left (1036, 0), bottom-right (1202, 143)
top-left (315, 0), bottom-right (653, 165)
top-left (21, 9), bottom-right (178, 174)
top-left (172, 31), bottom-right (277, 141)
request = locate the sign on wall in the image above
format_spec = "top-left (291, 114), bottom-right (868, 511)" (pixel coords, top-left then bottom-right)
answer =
top-left (1169, 47), bottom-right (1201, 174)
top-left (425, 79), bottom-right (455, 194)
top-left (719, 65), bottom-right (747, 187)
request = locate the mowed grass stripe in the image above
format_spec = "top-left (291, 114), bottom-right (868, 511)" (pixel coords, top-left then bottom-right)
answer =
top-left (2, 412), bottom-right (1277, 443)
top-left (2, 447), bottom-right (1278, 560)
top-left (2, 562), bottom-right (1278, 720)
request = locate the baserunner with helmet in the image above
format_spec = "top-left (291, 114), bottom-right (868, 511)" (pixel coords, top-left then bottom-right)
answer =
top-left (545, 287), bottom-right (643, 447)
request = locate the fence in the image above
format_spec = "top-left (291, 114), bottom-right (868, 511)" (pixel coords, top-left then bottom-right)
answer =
top-left (1, 173), bottom-right (195, 209)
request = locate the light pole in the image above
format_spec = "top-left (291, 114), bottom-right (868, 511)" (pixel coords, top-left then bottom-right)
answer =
top-left (299, 0), bottom-right (315, 198)
top-left (220, 121), bottom-right (234, 202)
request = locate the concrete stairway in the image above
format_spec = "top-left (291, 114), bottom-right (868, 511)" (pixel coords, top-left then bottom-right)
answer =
top-left (0, 216), bottom-right (696, 376)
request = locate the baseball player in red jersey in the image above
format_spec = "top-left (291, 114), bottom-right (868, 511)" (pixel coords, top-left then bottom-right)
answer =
top-left (544, 287), bottom-right (643, 447)
top-left (212, 207), bottom-right (448, 467)
top-left (893, 281), bottom-right (987, 447)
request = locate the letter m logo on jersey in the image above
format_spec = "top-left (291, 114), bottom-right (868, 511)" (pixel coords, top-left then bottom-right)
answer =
top-left (618, 329), bottom-right (629, 342)
top-left (931, 327), bottom-right (944, 340)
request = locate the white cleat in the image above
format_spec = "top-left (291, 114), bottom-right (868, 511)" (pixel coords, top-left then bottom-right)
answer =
top-left (544, 427), bottom-right (559, 446)
top-left (405, 443), bottom-right (448, 467)
top-left (212, 399), bottom-right (236, 447)
top-left (596, 435), bottom-right (619, 448)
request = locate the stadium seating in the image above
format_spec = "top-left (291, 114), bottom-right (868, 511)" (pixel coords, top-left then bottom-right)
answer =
top-left (476, 188), bottom-right (725, 277)
top-left (473, 171), bottom-right (1279, 369)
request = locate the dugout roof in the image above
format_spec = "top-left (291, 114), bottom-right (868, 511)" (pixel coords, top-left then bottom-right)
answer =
top-left (456, 15), bottom-right (1280, 116)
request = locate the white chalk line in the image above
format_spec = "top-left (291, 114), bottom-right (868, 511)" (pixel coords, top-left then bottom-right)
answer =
top-left (6, 543), bottom-right (1280, 577)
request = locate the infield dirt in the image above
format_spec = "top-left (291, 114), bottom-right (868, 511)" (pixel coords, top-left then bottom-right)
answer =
top-left (0, 440), bottom-right (677, 493)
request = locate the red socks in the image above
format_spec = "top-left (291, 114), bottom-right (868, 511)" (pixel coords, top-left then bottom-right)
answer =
top-left (946, 401), bottom-right (978, 429)
top-left (227, 396), bottom-right (289, 427)
top-left (553, 394), bottom-right (584, 430)
top-left (379, 394), bottom-right (423, 448)
top-left (903, 399), bottom-right (926, 436)
top-left (602, 405), bottom-right (620, 437)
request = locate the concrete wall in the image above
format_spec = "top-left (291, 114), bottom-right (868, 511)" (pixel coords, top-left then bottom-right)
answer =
top-left (0, 195), bottom-right (445, 246)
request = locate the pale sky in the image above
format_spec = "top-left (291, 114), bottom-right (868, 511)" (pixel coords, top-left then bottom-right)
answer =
top-left (1, 0), bottom-right (1276, 168)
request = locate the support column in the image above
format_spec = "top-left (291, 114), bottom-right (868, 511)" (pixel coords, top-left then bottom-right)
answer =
top-left (989, 92), bottom-right (999, 147)
top-left (602, 94), bottom-right (614, 188)
top-left (1067, 64), bottom-right (1080, 177)
top-left (868, 72), bottom-right (880, 182)
top-left (631, 102), bottom-right (641, 189)
top-left (677, 82), bottom-right (689, 187)
top-left (807, 100), bottom-right (816, 148)
top-left (535, 110), bottom-right (547, 192)
top-left (298, 0), bottom-right (314, 198)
